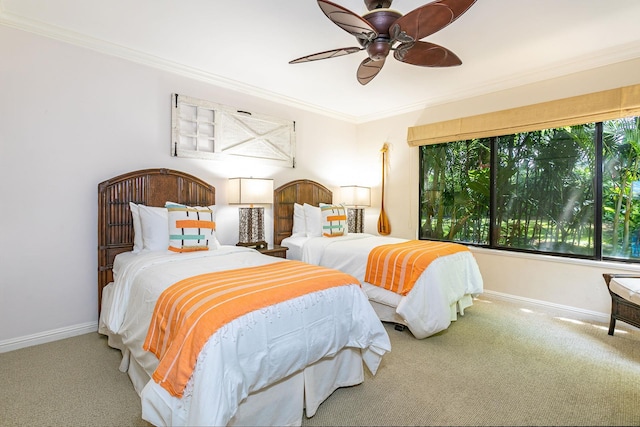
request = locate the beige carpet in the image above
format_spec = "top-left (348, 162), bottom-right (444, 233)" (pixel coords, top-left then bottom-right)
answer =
top-left (2, 295), bottom-right (639, 426)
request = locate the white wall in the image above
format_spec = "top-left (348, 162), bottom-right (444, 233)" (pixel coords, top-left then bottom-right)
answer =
top-left (2, 24), bottom-right (640, 351)
top-left (355, 58), bottom-right (640, 316)
top-left (0, 26), bottom-right (357, 349)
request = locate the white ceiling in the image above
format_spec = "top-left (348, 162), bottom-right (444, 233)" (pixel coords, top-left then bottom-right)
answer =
top-left (2, 0), bottom-right (640, 123)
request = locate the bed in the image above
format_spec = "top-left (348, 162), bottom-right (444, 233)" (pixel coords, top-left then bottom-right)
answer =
top-left (97, 168), bottom-right (391, 426)
top-left (274, 179), bottom-right (484, 339)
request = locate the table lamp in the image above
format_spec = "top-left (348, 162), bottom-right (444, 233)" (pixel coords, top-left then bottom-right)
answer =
top-left (340, 185), bottom-right (371, 233)
top-left (228, 177), bottom-right (274, 247)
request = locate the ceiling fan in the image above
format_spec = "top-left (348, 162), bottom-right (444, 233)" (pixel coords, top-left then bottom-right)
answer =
top-left (289, 0), bottom-right (477, 85)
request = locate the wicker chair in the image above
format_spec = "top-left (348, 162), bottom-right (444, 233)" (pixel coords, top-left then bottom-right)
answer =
top-left (602, 273), bottom-right (640, 335)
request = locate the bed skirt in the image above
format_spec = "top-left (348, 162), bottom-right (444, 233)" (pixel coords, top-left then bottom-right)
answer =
top-left (367, 291), bottom-right (475, 338)
top-left (100, 308), bottom-right (364, 426)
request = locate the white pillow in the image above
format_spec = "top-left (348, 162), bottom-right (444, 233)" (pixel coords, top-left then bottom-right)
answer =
top-left (138, 204), bottom-right (169, 252)
top-left (292, 203), bottom-right (306, 237)
top-left (303, 203), bottom-right (322, 237)
top-left (129, 202), bottom-right (143, 253)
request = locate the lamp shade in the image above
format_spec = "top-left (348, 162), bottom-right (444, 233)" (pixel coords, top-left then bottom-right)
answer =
top-left (228, 178), bottom-right (274, 205)
top-left (340, 185), bottom-right (371, 207)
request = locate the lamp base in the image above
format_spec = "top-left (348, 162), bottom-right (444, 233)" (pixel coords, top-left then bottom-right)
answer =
top-left (238, 206), bottom-right (265, 244)
top-left (347, 208), bottom-right (364, 233)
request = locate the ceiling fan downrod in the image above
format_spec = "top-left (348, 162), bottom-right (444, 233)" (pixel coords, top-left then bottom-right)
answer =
top-left (364, 0), bottom-right (393, 10)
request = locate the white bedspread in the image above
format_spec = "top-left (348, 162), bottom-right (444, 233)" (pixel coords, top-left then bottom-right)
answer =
top-left (99, 246), bottom-right (391, 426)
top-left (285, 233), bottom-right (484, 339)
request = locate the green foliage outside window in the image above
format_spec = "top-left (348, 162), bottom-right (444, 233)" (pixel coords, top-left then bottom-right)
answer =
top-left (603, 117), bottom-right (640, 259)
top-left (419, 116), bottom-right (640, 261)
top-left (420, 138), bottom-right (490, 244)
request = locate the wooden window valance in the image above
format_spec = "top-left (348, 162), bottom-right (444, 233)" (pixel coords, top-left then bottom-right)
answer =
top-left (407, 83), bottom-right (640, 147)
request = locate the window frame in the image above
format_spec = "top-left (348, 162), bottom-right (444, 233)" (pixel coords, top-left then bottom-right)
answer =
top-left (418, 120), bottom-right (640, 264)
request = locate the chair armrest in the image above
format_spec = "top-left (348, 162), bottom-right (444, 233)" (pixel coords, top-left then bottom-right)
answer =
top-left (603, 273), bottom-right (640, 287)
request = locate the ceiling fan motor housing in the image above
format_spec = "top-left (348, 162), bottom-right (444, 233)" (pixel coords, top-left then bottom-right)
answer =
top-left (363, 9), bottom-right (402, 35)
top-left (362, 9), bottom-right (402, 60)
top-left (366, 39), bottom-right (391, 61)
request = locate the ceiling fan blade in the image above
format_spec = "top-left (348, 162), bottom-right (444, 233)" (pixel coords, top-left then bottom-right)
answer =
top-left (357, 57), bottom-right (385, 85)
top-left (394, 41), bottom-right (462, 67)
top-left (289, 47), bottom-right (362, 64)
top-left (391, 0), bottom-right (476, 42)
top-left (317, 0), bottom-right (377, 42)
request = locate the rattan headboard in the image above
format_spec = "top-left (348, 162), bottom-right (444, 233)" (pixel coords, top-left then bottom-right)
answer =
top-left (97, 168), bottom-right (215, 313)
top-left (273, 179), bottom-right (332, 246)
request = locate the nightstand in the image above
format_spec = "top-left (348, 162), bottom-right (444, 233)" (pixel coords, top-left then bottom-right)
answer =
top-left (257, 245), bottom-right (288, 258)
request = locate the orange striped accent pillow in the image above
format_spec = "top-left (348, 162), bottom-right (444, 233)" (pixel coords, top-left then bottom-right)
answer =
top-left (166, 202), bottom-right (218, 252)
top-left (320, 203), bottom-right (347, 237)
top-left (143, 260), bottom-right (359, 397)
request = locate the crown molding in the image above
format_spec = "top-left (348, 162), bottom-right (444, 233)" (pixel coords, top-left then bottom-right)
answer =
top-left (357, 40), bottom-right (640, 124)
top-left (2, 9), bottom-right (639, 125)
top-left (0, 10), bottom-right (360, 123)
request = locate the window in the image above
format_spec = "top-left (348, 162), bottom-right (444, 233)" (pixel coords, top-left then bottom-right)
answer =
top-left (602, 117), bottom-right (640, 260)
top-left (419, 138), bottom-right (490, 244)
top-left (419, 116), bottom-right (640, 262)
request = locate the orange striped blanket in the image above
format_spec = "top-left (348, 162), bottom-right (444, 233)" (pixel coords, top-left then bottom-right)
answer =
top-left (364, 240), bottom-right (469, 296)
top-left (143, 260), bottom-right (358, 398)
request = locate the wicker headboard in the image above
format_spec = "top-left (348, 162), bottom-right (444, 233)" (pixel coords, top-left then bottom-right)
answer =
top-left (273, 179), bottom-right (332, 246)
top-left (97, 168), bottom-right (215, 313)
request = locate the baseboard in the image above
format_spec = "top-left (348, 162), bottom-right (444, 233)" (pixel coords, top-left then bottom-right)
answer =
top-left (0, 321), bottom-right (98, 353)
top-left (0, 292), bottom-right (619, 354)
top-left (481, 290), bottom-right (611, 323)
